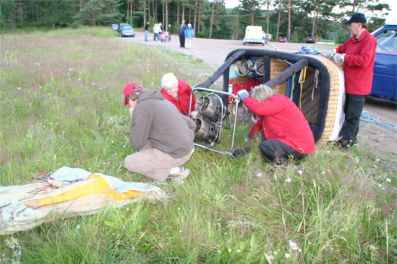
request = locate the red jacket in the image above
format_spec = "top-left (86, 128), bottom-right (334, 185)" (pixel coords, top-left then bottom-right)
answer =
top-left (336, 29), bottom-right (377, 95)
top-left (161, 80), bottom-right (195, 115)
top-left (244, 94), bottom-right (315, 154)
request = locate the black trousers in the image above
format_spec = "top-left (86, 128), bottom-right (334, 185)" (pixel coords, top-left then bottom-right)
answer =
top-left (179, 34), bottom-right (185, 47)
top-left (339, 94), bottom-right (365, 142)
top-left (259, 139), bottom-right (304, 164)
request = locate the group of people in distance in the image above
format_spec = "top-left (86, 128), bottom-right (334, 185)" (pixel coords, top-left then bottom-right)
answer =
top-left (123, 13), bottom-right (376, 184)
top-left (178, 20), bottom-right (195, 49)
top-left (143, 20), bottom-right (195, 49)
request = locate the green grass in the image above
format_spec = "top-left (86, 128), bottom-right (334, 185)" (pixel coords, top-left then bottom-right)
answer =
top-left (0, 27), bottom-right (396, 263)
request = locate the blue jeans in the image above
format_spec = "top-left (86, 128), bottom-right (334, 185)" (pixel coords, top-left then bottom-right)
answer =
top-left (144, 30), bottom-right (148, 41)
top-left (153, 33), bottom-right (159, 41)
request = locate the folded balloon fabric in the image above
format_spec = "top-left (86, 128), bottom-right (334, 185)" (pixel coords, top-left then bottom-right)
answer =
top-left (0, 166), bottom-right (165, 235)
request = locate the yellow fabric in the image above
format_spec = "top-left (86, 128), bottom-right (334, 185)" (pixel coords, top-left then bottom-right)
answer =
top-left (38, 174), bottom-right (143, 207)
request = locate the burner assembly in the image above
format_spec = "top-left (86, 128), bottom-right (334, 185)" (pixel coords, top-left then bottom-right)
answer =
top-left (193, 93), bottom-right (226, 145)
top-left (189, 88), bottom-right (245, 157)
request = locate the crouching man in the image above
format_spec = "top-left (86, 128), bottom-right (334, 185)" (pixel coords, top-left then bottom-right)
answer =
top-left (123, 82), bottom-right (196, 183)
top-left (160, 72), bottom-right (196, 116)
top-left (238, 85), bottom-right (315, 164)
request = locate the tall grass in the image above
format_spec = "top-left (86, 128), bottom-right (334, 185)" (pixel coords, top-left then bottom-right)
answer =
top-left (0, 27), bottom-right (396, 263)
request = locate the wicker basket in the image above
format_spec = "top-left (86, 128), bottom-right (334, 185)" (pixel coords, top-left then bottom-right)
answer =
top-left (269, 56), bottom-right (343, 144)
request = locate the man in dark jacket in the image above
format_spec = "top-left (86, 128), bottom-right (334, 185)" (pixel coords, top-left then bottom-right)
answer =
top-left (179, 20), bottom-right (186, 48)
top-left (334, 13), bottom-right (376, 149)
top-left (123, 82), bottom-right (196, 183)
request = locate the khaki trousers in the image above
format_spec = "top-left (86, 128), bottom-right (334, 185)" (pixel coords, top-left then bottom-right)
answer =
top-left (124, 143), bottom-right (193, 181)
top-left (185, 39), bottom-right (192, 49)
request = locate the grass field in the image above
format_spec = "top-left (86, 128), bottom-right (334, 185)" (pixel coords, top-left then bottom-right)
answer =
top-left (0, 27), bottom-right (396, 263)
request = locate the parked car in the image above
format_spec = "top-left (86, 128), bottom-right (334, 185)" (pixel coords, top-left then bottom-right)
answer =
top-left (243, 26), bottom-right (265, 46)
top-left (117, 23), bottom-right (130, 33)
top-left (119, 25), bottom-right (135, 37)
top-left (306, 34), bottom-right (316, 43)
top-left (370, 23), bottom-right (397, 102)
top-left (110, 24), bottom-right (118, 30)
top-left (278, 35), bottom-right (288, 42)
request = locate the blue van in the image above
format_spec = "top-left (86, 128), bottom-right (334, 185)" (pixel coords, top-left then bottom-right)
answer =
top-left (370, 24), bottom-right (397, 102)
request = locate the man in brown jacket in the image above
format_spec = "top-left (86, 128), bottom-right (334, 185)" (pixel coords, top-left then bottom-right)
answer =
top-left (123, 82), bottom-right (195, 183)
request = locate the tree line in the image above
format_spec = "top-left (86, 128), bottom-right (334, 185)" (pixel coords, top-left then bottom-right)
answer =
top-left (0, 0), bottom-right (390, 43)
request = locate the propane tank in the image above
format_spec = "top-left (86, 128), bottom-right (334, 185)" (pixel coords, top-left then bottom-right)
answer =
top-left (228, 80), bottom-right (233, 102)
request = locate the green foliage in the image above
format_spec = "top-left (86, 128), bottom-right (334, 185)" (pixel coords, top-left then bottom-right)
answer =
top-left (0, 28), bottom-right (396, 263)
top-left (0, 0), bottom-right (392, 42)
top-left (77, 0), bottom-right (122, 26)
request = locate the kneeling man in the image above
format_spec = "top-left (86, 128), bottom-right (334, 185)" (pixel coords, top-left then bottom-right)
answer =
top-left (238, 85), bottom-right (315, 164)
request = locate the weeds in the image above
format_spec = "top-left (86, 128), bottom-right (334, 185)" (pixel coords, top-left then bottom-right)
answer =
top-left (0, 28), bottom-right (396, 263)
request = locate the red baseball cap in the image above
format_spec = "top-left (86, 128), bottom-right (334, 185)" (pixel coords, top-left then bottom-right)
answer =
top-left (123, 82), bottom-right (143, 105)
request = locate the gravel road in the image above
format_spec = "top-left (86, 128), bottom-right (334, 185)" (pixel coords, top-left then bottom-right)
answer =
top-left (122, 32), bottom-right (397, 155)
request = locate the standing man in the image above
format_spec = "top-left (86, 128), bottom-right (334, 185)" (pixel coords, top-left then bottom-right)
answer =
top-left (167, 24), bottom-right (172, 41)
top-left (144, 22), bottom-right (149, 42)
top-left (179, 20), bottom-right (186, 48)
top-left (153, 23), bottom-right (161, 41)
top-left (123, 83), bottom-right (196, 183)
top-left (334, 13), bottom-right (377, 149)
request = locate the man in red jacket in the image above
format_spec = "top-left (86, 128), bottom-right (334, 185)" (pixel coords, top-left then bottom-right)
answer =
top-left (237, 85), bottom-right (315, 164)
top-left (334, 13), bottom-right (377, 149)
top-left (160, 73), bottom-right (196, 116)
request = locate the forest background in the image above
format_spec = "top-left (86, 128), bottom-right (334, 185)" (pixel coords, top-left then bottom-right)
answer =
top-left (0, 0), bottom-right (392, 43)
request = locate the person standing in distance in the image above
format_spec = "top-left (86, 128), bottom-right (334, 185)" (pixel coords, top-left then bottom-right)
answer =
top-left (179, 20), bottom-right (186, 48)
top-left (144, 22), bottom-right (149, 42)
top-left (184, 23), bottom-right (195, 49)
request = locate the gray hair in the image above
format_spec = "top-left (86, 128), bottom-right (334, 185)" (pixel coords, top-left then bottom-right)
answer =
top-left (250, 85), bottom-right (274, 101)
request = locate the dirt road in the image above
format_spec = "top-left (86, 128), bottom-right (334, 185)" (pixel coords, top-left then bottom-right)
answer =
top-left (123, 32), bottom-right (397, 155)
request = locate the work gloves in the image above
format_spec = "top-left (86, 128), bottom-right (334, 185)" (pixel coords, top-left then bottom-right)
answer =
top-left (321, 49), bottom-right (345, 65)
top-left (237, 89), bottom-right (249, 101)
top-left (333, 53), bottom-right (345, 64)
top-left (320, 50), bottom-right (335, 59)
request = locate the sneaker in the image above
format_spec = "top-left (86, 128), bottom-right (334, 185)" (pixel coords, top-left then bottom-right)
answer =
top-left (169, 167), bottom-right (190, 184)
top-left (339, 139), bottom-right (356, 150)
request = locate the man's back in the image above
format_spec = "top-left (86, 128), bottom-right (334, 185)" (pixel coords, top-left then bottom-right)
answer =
top-left (130, 91), bottom-right (195, 158)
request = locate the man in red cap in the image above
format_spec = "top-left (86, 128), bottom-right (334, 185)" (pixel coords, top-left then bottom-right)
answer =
top-left (123, 82), bottom-right (196, 183)
top-left (334, 13), bottom-right (377, 149)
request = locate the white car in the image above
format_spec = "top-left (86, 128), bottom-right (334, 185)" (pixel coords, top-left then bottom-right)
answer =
top-left (243, 26), bottom-right (267, 46)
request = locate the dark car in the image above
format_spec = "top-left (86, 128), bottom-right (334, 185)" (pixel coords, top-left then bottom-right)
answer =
top-left (117, 23), bottom-right (130, 33)
top-left (370, 24), bottom-right (397, 102)
top-left (278, 36), bottom-right (288, 42)
top-left (306, 34), bottom-right (316, 43)
top-left (120, 25), bottom-right (135, 37)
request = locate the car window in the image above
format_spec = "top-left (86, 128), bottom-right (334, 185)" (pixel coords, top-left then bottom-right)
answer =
top-left (376, 29), bottom-right (397, 55)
